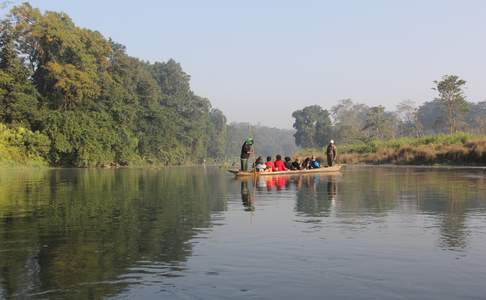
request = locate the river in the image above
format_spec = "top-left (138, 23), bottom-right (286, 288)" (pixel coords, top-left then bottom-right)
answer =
top-left (0, 166), bottom-right (485, 299)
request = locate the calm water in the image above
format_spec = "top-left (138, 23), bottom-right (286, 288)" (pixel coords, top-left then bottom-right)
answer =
top-left (1, 166), bottom-right (486, 299)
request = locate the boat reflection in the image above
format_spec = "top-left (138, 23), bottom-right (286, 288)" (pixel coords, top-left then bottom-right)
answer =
top-left (238, 174), bottom-right (340, 213)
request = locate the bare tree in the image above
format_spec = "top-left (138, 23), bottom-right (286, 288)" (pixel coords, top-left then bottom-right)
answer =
top-left (396, 100), bottom-right (423, 137)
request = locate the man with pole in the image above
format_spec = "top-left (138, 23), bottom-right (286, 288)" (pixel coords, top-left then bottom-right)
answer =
top-left (240, 137), bottom-right (254, 171)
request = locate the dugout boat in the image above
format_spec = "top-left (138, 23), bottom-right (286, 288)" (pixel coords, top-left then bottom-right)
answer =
top-left (228, 165), bottom-right (342, 177)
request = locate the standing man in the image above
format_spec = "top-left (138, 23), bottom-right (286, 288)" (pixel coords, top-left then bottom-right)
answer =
top-left (326, 140), bottom-right (337, 167)
top-left (240, 137), bottom-right (253, 171)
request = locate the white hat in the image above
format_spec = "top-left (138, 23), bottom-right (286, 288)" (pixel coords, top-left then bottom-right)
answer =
top-left (330, 140), bottom-right (334, 144)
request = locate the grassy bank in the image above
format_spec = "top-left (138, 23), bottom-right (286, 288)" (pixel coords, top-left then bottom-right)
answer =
top-left (295, 133), bottom-right (486, 166)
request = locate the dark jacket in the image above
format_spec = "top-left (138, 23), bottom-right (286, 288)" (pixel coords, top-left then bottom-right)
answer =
top-left (291, 161), bottom-right (301, 170)
top-left (241, 142), bottom-right (252, 159)
top-left (326, 144), bottom-right (336, 158)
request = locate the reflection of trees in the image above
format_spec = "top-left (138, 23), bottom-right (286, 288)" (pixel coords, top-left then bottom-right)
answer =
top-left (335, 168), bottom-right (398, 216)
top-left (337, 167), bottom-right (486, 251)
top-left (0, 168), bottom-right (228, 299)
top-left (413, 170), bottom-right (485, 251)
top-left (291, 167), bottom-right (486, 251)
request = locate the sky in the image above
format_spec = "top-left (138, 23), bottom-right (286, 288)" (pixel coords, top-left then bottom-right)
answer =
top-left (2, 0), bottom-right (486, 128)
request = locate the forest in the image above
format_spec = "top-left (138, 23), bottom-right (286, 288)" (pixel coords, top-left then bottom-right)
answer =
top-left (0, 3), bottom-right (299, 167)
top-left (0, 3), bottom-right (231, 167)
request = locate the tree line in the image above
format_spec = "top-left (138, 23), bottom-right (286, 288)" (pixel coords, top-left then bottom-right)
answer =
top-left (225, 122), bottom-right (297, 158)
top-left (0, 3), bottom-right (228, 167)
top-left (292, 75), bottom-right (485, 148)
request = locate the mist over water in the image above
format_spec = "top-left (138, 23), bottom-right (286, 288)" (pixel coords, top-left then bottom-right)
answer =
top-left (0, 166), bottom-right (485, 299)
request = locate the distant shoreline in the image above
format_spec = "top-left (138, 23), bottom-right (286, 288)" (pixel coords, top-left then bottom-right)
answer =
top-left (294, 133), bottom-right (486, 169)
top-left (2, 163), bottom-right (486, 172)
top-left (342, 164), bottom-right (486, 171)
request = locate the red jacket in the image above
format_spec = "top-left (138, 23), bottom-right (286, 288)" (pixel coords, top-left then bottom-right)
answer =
top-left (274, 160), bottom-right (287, 171)
top-left (265, 161), bottom-right (276, 172)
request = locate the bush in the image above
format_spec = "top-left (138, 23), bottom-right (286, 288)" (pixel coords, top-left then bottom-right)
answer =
top-left (0, 123), bottom-right (50, 167)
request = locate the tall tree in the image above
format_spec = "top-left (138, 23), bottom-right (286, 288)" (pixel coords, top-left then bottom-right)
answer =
top-left (0, 20), bottom-right (39, 127)
top-left (292, 105), bottom-right (332, 148)
top-left (362, 106), bottom-right (397, 139)
top-left (331, 99), bottom-right (369, 144)
top-left (433, 75), bottom-right (468, 135)
top-left (207, 109), bottom-right (227, 160)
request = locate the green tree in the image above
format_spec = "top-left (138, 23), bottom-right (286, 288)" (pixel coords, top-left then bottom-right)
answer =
top-left (0, 20), bottom-right (39, 127)
top-left (433, 75), bottom-right (468, 135)
top-left (292, 105), bottom-right (333, 148)
top-left (207, 109), bottom-right (227, 160)
top-left (363, 105), bottom-right (396, 139)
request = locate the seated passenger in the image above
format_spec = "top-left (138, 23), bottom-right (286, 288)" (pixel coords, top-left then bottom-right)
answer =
top-left (302, 157), bottom-right (311, 169)
top-left (274, 154), bottom-right (288, 171)
top-left (284, 156), bottom-right (292, 170)
top-left (255, 156), bottom-right (267, 172)
top-left (292, 158), bottom-right (302, 170)
top-left (265, 156), bottom-right (276, 172)
top-left (310, 155), bottom-right (321, 169)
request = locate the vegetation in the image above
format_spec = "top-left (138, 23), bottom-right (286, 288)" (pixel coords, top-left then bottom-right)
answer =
top-left (0, 3), bottom-right (227, 167)
top-left (292, 74), bottom-right (486, 166)
top-left (292, 75), bottom-right (486, 147)
top-left (296, 133), bottom-right (486, 166)
top-left (343, 134), bottom-right (486, 166)
top-left (433, 75), bottom-right (468, 135)
top-left (0, 124), bottom-right (49, 167)
top-left (292, 105), bottom-right (332, 148)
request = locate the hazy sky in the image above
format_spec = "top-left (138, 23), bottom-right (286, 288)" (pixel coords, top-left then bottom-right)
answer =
top-left (3, 1), bottom-right (486, 128)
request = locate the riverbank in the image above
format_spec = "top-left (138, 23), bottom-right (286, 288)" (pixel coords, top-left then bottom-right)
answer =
top-left (295, 133), bottom-right (486, 166)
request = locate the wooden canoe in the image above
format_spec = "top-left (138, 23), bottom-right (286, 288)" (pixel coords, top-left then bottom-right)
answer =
top-left (228, 165), bottom-right (342, 177)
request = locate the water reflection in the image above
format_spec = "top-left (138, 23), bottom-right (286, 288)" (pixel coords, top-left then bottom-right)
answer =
top-left (237, 167), bottom-right (486, 252)
top-left (0, 168), bottom-right (228, 299)
top-left (1, 167), bottom-right (486, 299)
top-left (237, 174), bottom-right (340, 218)
top-left (240, 180), bottom-right (255, 211)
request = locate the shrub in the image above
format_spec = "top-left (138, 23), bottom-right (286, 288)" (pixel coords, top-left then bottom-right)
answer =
top-left (0, 123), bottom-right (50, 167)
